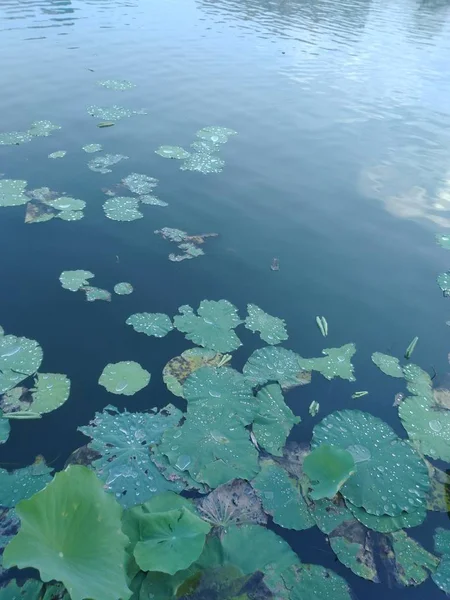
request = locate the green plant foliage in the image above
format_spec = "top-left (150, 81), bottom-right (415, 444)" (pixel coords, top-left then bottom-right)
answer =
top-left (82, 143), bottom-right (102, 153)
top-left (371, 352), bottom-right (404, 377)
top-left (59, 270), bottom-right (94, 292)
top-left (122, 173), bottom-right (158, 195)
top-left (155, 146), bottom-right (190, 159)
top-left (426, 461), bottom-right (450, 512)
top-left (303, 445), bottom-right (355, 500)
top-left (103, 196), bottom-right (142, 220)
top-left (88, 105), bottom-right (145, 121)
top-left (252, 383), bottom-right (300, 456)
top-left (309, 400), bottom-right (320, 416)
top-left (196, 126), bottom-right (237, 143)
top-left (244, 304), bottom-right (288, 345)
top-left (328, 523), bottom-right (378, 583)
top-left (114, 282), bottom-right (134, 295)
top-left (83, 286), bottom-right (111, 302)
top-left (243, 346), bottom-right (311, 390)
top-left (3, 466), bottom-right (131, 600)
top-left (432, 527), bottom-right (450, 593)
top-left (0, 410), bottom-right (10, 444)
top-left (29, 373), bottom-right (71, 414)
top-left (139, 194), bottom-right (168, 206)
top-left (0, 580), bottom-right (43, 600)
top-left (98, 79), bottom-right (135, 90)
top-left (180, 152), bottom-right (225, 174)
top-left (298, 344), bottom-right (356, 381)
top-left (0, 335), bottom-right (43, 394)
top-left (312, 409), bottom-right (429, 516)
top-left (99, 361), bottom-right (151, 395)
top-left (0, 131), bottom-right (33, 146)
top-left (436, 233), bottom-right (450, 249)
top-left (251, 460), bottom-right (314, 530)
top-left (347, 501), bottom-right (427, 532)
top-left (0, 179), bottom-right (28, 207)
top-left (173, 300), bottom-right (242, 353)
top-left (29, 121), bottom-right (61, 137)
top-left (278, 562), bottom-right (353, 600)
top-left (0, 457), bottom-right (52, 507)
top-left (126, 312), bottom-right (173, 337)
top-left (48, 151), bottom-right (66, 159)
top-left (45, 197), bottom-right (85, 211)
top-left (57, 210), bottom-right (84, 222)
top-left (389, 531), bottom-right (438, 586)
top-left (437, 271), bottom-right (450, 295)
top-left (307, 494), bottom-right (353, 535)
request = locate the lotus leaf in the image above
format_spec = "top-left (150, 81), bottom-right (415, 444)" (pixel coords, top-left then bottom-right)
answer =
top-left (278, 563), bottom-right (353, 600)
top-left (0, 326), bottom-right (4, 335)
top-left (90, 153), bottom-right (129, 174)
top-left (29, 373), bottom-right (71, 414)
top-left (180, 152), bottom-right (225, 174)
top-left (0, 580), bottom-right (43, 600)
top-left (87, 105), bottom-right (145, 120)
top-left (0, 411), bottom-right (10, 444)
top-left (252, 383), bottom-right (300, 455)
top-left (155, 146), bottom-right (190, 159)
top-left (156, 227), bottom-right (187, 242)
top-left (303, 445), bottom-right (355, 500)
top-left (82, 143), bottom-right (102, 153)
top-left (328, 520), bottom-right (378, 582)
top-left (0, 507), bottom-right (19, 580)
top-left (346, 500), bottom-right (426, 532)
top-left (403, 363), bottom-right (432, 396)
top-left (83, 286), bottom-right (111, 302)
top-left (251, 460), bottom-right (314, 530)
top-left (139, 195), bottom-right (168, 206)
top-left (163, 348), bottom-right (230, 398)
top-left (99, 361), bottom-right (150, 395)
top-left (48, 151), bottom-right (66, 159)
top-left (0, 457), bottom-right (52, 507)
top-left (438, 272), bottom-right (450, 295)
top-left (28, 121), bottom-right (61, 137)
top-left (371, 352), bottom-right (403, 377)
top-left (59, 270), bottom-right (94, 292)
top-left (183, 366), bottom-right (256, 425)
top-left (243, 346), bottom-right (311, 390)
top-left (307, 494), bottom-right (353, 534)
top-left (45, 197), bottom-right (85, 211)
top-left (389, 531), bottom-right (438, 586)
top-left (41, 583), bottom-right (70, 600)
top-left (122, 173), bottom-right (158, 195)
top-left (0, 180), bottom-right (28, 207)
top-left (433, 527), bottom-right (450, 593)
top-left (57, 210), bottom-right (84, 221)
top-left (3, 465), bottom-right (131, 600)
top-left (103, 197), bottom-right (143, 221)
top-left (245, 304), bottom-right (288, 345)
top-left (426, 461), bottom-right (450, 512)
top-left (298, 343), bottom-right (356, 381)
top-left (312, 410), bottom-right (429, 515)
top-left (0, 131), bottom-right (33, 145)
top-left (79, 405), bottom-right (184, 507)
top-left (196, 126), bottom-right (237, 143)
top-left (150, 445), bottom-right (207, 494)
top-left (126, 312), bottom-right (173, 337)
top-left (191, 140), bottom-right (221, 153)
top-left (114, 282), bottom-right (134, 295)
top-left (174, 301), bottom-right (242, 353)
top-left (0, 335), bottom-right (43, 394)
top-left (436, 233), bottom-right (450, 249)
top-left (98, 79), bottom-right (135, 90)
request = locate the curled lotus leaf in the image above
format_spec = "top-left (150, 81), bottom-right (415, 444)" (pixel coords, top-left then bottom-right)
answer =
top-left (139, 195), bottom-right (168, 206)
top-left (103, 197), bottom-right (143, 221)
top-left (388, 531), bottom-right (439, 586)
top-left (48, 151), bottom-right (66, 159)
top-left (0, 457), bottom-right (52, 507)
top-left (3, 466), bottom-right (132, 600)
top-left (303, 445), bottom-right (356, 500)
top-left (82, 143), bottom-right (102, 153)
top-left (180, 152), bottom-right (225, 174)
top-left (98, 79), bottom-right (135, 90)
top-left (89, 154), bottom-right (128, 174)
top-left (298, 343), bottom-right (356, 381)
top-left (122, 173), bottom-right (158, 195)
top-left (0, 410), bottom-right (10, 444)
top-left (437, 272), bottom-right (450, 295)
top-left (30, 373), bottom-right (71, 414)
top-left (28, 121), bottom-right (61, 137)
top-left (436, 233), bottom-right (450, 249)
top-left (59, 270), bottom-right (94, 292)
top-left (83, 286), bottom-right (112, 302)
top-left (114, 282), bottom-right (133, 295)
top-left (252, 383), bottom-right (300, 456)
top-left (126, 313), bottom-right (173, 338)
top-left (243, 346), bottom-right (311, 390)
top-left (312, 410), bottom-right (430, 516)
top-left (45, 197), bottom-right (86, 211)
top-left (173, 300), bottom-right (242, 353)
top-left (155, 146), bottom-right (190, 159)
top-left (0, 131), bottom-right (33, 145)
top-left (432, 527), bottom-right (450, 593)
top-left (163, 348), bottom-right (230, 398)
top-left (371, 352), bottom-right (403, 378)
top-left (0, 180), bottom-right (28, 207)
top-left (0, 335), bottom-right (43, 394)
top-left (99, 361), bottom-right (150, 396)
top-left (328, 519), bottom-right (379, 582)
top-left (245, 304), bottom-right (288, 345)
top-left (346, 500), bottom-right (426, 533)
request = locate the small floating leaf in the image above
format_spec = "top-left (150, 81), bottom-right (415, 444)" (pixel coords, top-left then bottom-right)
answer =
top-left (46, 197), bottom-right (86, 211)
top-left (59, 270), bottom-right (94, 291)
top-left (88, 105), bottom-right (146, 121)
top-left (155, 146), bottom-right (190, 159)
top-left (99, 361), bottom-right (150, 396)
top-left (304, 445), bottom-right (355, 500)
top-left (0, 335), bottom-right (43, 394)
top-left (0, 179), bottom-right (28, 207)
top-left (352, 391), bottom-right (368, 399)
top-left (346, 501), bottom-right (426, 532)
top-left (404, 336), bottom-right (419, 360)
top-left (83, 286), bottom-right (112, 302)
top-left (0, 458), bottom-right (52, 507)
top-left (371, 352), bottom-right (403, 377)
top-left (103, 197), bottom-right (143, 221)
top-left (97, 121), bottom-right (115, 128)
top-left (126, 313), bottom-right (173, 337)
top-left (243, 346), bottom-right (311, 390)
top-left (48, 151), bottom-right (66, 159)
top-left (245, 304), bottom-right (288, 345)
top-left (122, 173), bottom-right (158, 195)
top-left (89, 154), bottom-right (128, 174)
top-left (0, 131), bottom-right (33, 145)
top-left (180, 152), bottom-right (225, 174)
top-left (389, 530), bottom-right (439, 586)
top-left (28, 120), bottom-right (61, 137)
top-left (299, 343), bottom-right (356, 382)
top-left (114, 282), bottom-right (133, 295)
top-left (437, 271), bottom-right (450, 295)
top-left (98, 79), bottom-right (135, 91)
top-left (139, 195), bottom-right (168, 206)
top-left (436, 233), bottom-right (450, 250)
top-left (196, 126), bottom-right (237, 144)
top-left (315, 316), bottom-right (327, 337)
top-left (30, 373), bottom-right (71, 414)
top-left (309, 400), bottom-right (320, 416)
top-left (82, 143), bottom-right (102, 153)
top-left (57, 210), bottom-right (84, 221)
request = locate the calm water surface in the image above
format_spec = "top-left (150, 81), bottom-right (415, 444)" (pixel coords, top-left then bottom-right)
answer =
top-left (1, 0), bottom-right (450, 597)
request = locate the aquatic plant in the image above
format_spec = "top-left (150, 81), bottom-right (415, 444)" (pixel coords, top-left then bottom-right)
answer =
top-left (245, 303), bottom-right (288, 345)
top-left (98, 361), bottom-right (151, 396)
top-left (126, 312), bottom-right (173, 337)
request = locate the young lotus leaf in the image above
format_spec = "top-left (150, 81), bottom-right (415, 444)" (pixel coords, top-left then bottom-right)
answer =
top-left (3, 465), bottom-right (131, 600)
top-left (87, 105), bottom-right (146, 121)
top-left (48, 151), bottom-right (66, 159)
top-left (103, 197), bottom-right (143, 221)
top-left (245, 304), bottom-right (288, 345)
top-left (371, 352), bottom-right (404, 378)
top-left (126, 313), bottom-right (173, 337)
top-left (30, 373), bottom-right (70, 414)
top-left (139, 195), bottom-right (168, 206)
top-left (79, 405), bottom-right (185, 508)
top-left (0, 580), bottom-right (43, 600)
top-left (57, 210), bottom-right (84, 221)
top-left (59, 270), bottom-right (94, 292)
top-left (28, 121), bottom-right (61, 137)
top-left (163, 348), bottom-right (230, 398)
top-left (251, 459), bottom-right (314, 530)
top-left (89, 154), bottom-right (128, 174)
top-left (432, 527), bottom-right (450, 593)
top-left (98, 79), bottom-right (135, 90)
top-left (0, 131), bottom-right (33, 145)
top-left (0, 410), bottom-right (10, 444)
top-left (303, 445), bottom-right (356, 500)
top-left (83, 286), bottom-right (112, 302)
top-left (82, 143), bottom-right (102, 153)
top-left (298, 343), bottom-right (356, 381)
top-left (312, 410), bottom-right (430, 516)
top-left (0, 180), bottom-right (28, 207)
top-left (99, 361), bottom-right (150, 395)
top-left (346, 500), bottom-right (426, 532)
top-left (173, 300), bottom-right (242, 353)
top-left (45, 197), bottom-right (86, 211)
top-left (243, 346), bottom-right (311, 390)
top-left (132, 508), bottom-right (211, 574)
top-left (114, 282), bottom-right (134, 295)
top-left (436, 233), bottom-right (450, 249)
top-left (277, 562), bottom-right (353, 600)
top-left (0, 457), bottom-right (52, 507)
top-left (180, 152), bottom-right (225, 174)
top-left (0, 335), bottom-right (43, 394)
top-left (252, 383), bottom-right (300, 456)
top-left (328, 520), bottom-right (379, 582)
top-left (122, 173), bottom-right (158, 195)
top-left (155, 146), bottom-right (190, 159)
top-left (437, 272), bottom-right (450, 295)
top-left (389, 531), bottom-right (439, 586)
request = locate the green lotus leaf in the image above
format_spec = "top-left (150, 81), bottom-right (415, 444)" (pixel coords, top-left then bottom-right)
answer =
top-left (83, 286), bottom-right (111, 302)
top-left (29, 373), bottom-right (70, 414)
top-left (389, 530), bottom-right (438, 586)
top-left (98, 79), bottom-right (135, 90)
top-left (25, 201), bottom-right (56, 224)
top-left (163, 348), bottom-right (230, 398)
top-left (371, 352), bottom-right (403, 377)
top-left (122, 173), bottom-right (158, 195)
top-left (307, 494), bottom-right (353, 534)
top-left (99, 361), bottom-right (150, 395)
top-left (436, 233), bottom-right (450, 249)
top-left (0, 180), bottom-right (28, 207)
top-left (312, 409), bottom-right (429, 516)
top-left (243, 346), bottom-right (311, 390)
top-left (139, 195), bottom-right (168, 206)
top-left (114, 282), bottom-right (134, 295)
top-left (251, 459), bottom-right (314, 530)
top-left (41, 583), bottom-right (70, 600)
top-left (0, 507), bottom-right (20, 580)
top-left (438, 272), bottom-right (450, 295)
top-left (298, 343), bottom-right (356, 381)
top-left (244, 304), bottom-right (288, 345)
top-left (57, 210), bottom-right (84, 221)
top-left (252, 383), bottom-right (299, 456)
top-left (28, 121), bottom-right (61, 137)
top-left (89, 154), bottom-right (128, 174)
top-left (183, 366), bottom-right (256, 425)
top-left (173, 300), bottom-right (242, 353)
top-left (426, 461), bottom-right (450, 512)
top-left (82, 143), bottom-right (102, 153)
top-left (191, 140), bottom-right (221, 153)
top-left (196, 126), bottom-right (237, 144)
top-left (0, 131), bottom-right (33, 145)
top-left (48, 151), bottom-right (66, 159)
top-left (88, 105), bottom-right (145, 121)
top-left (433, 527), bottom-right (450, 593)
top-left (276, 562), bottom-right (353, 600)
top-left (45, 197), bottom-right (85, 211)
top-left (79, 405), bottom-right (184, 507)
top-left (180, 152), bottom-right (225, 174)
top-left (303, 445), bottom-right (355, 500)
top-left (150, 445), bottom-right (207, 494)
top-left (346, 500), bottom-right (426, 532)
top-left (3, 465), bottom-right (131, 600)
top-left (0, 580), bottom-right (43, 600)
top-left (0, 457), bottom-right (52, 507)
top-left (103, 197), bottom-right (143, 221)
top-left (155, 146), bottom-right (190, 159)
top-left (328, 520), bottom-right (378, 582)
top-left (0, 410), bottom-right (10, 444)
top-left (59, 270), bottom-right (94, 292)
top-left (0, 335), bottom-right (43, 394)
top-left (126, 312), bottom-right (173, 337)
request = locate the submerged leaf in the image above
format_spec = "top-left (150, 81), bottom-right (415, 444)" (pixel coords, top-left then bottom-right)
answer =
top-left (371, 352), bottom-right (404, 377)
top-left (114, 282), bottom-right (134, 295)
top-left (98, 79), bottom-right (135, 90)
top-left (243, 346), bottom-right (311, 390)
top-left (298, 343), bottom-right (356, 381)
top-left (59, 270), bottom-right (94, 292)
top-left (83, 286), bottom-right (112, 302)
top-left (48, 151), bottom-right (66, 159)
top-left (303, 445), bottom-right (355, 500)
top-left (126, 313), bottom-right (173, 338)
top-left (245, 304), bottom-right (288, 345)
top-left (438, 271), bottom-right (450, 295)
top-left (0, 458), bottom-right (52, 507)
top-left (99, 361), bottom-right (150, 396)
top-left (155, 146), bottom-right (190, 159)
top-left (0, 179), bottom-right (28, 207)
top-left (328, 519), bottom-right (379, 582)
top-left (432, 527), bottom-right (450, 593)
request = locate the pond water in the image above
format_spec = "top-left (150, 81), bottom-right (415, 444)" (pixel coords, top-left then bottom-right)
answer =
top-left (1, 0), bottom-right (450, 598)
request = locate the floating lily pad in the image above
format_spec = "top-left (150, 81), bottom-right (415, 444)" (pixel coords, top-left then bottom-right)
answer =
top-left (191, 140), bottom-right (221, 153)
top-left (99, 361), bottom-right (150, 396)
top-left (0, 410), bottom-right (10, 444)
top-left (196, 126), bottom-right (237, 144)
top-left (126, 313), bottom-right (173, 337)
top-left (389, 531), bottom-right (438, 586)
top-left (372, 352), bottom-right (404, 378)
top-left (155, 146), bottom-right (190, 159)
top-left (114, 282), bottom-right (133, 295)
top-left (298, 344), bottom-right (356, 381)
top-left (252, 383), bottom-right (300, 456)
top-left (0, 180), bottom-right (28, 207)
top-left (346, 500), bottom-right (426, 532)
top-left (307, 494), bottom-right (353, 535)
top-left (180, 152), bottom-right (225, 174)
top-left (0, 335), bottom-right (43, 394)
top-left (87, 105), bottom-right (146, 121)
top-left (89, 154), bottom-right (128, 174)
top-left (436, 233), bottom-right (450, 249)
top-left (328, 520), bottom-right (378, 582)
top-left (103, 197), bottom-right (142, 221)
top-left (276, 562), bottom-right (353, 600)
top-left (48, 151), bottom-right (66, 159)
top-left (57, 210), bottom-right (84, 222)
top-left (243, 346), bottom-right (311, 390)
top-left (3, 466), bottom-right (131, 600)
top-left (59, 270), bottom-right (94, 291)
top-left (29, 121), bottom-right (61, 137)
top-left (24, 201), bottom-right (56, 223)
top-left (173, 301), bottom-right (242, 353)
top-left (432, 527), bottom-right (450, 593)
top-left (82, 143), bottom-right (102, 153)
top-left (139, 195), bottom-right (168, 206)
top-left (245, 304), bottom-right (288, 345)
top-left (30, 373), bottom-right (71, 414)
top-left (46, 197), bottom-right (86, 211)
top-left (0, 457), bottom-right (52, 507)
top-left (83, 286), bottom-right (111, 302)
top-left (312, 410), bottom-right (430, 516)
top-left (98, 79), bottom-right (135, 90)
top-left (303, 445), bottom-right (356, 500)
top-left (438, 271), bottom-right (450, 295)
top-left (122, 173), bottom-right (158, 195)
top-left (0, 131), bottom-right (33, 145)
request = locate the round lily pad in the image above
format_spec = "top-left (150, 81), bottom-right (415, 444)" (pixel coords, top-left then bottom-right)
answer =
top-left (372, 352), bottom-right (404, 378)
top-left (122, 173), bottom-right (158, 195)
top-left (30, 373), bottom-right (71, 414)
top-left (0, 335), bottom-right (43, 394)
top-left (303, 445), bottom-right (356, 500)
top-left (99, 361), bottom-right (151, 396)
top-left (245, 304), bottom-right (288, 345)
top-left (46, 197), bottom-right (86, 211)
top-left (48, 151), bottom-right (66, 159)
top-left (57, 210), bottom-right (84, 221)
top-left (83, 287), bottom-right (111, 302)
top-left (82, 143), bottom-right (102, 153)
top-left (103, 197), bottom-right (143, 221)
top-left (114, 282), bottom-right (133, 295)
top-left (0, 179), bottom-right (28, 207)
top-left (155, 146), bottom-right (190, 159)
top-left (243, 346), bottom-right (311, 390)
top-left (180, 152), bottom-right (225, 174)
top-left (59, 270), bottom-right (94, 292)
top-left (126, 313), bottom-right (173, 337)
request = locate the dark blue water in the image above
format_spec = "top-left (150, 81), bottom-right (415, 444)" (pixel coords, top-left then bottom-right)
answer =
top-left (1, 0), bottom-right (450, 597)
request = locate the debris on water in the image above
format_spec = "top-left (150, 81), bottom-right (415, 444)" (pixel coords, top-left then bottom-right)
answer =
top-left (405, 336), bottom-right (419, 360)
top-left (88, 154), bottom-right (128, 174)
top-left (155, 227), bottom-right (218, 262)
top-left (97, 122), bottom-right (115, 128)
top-left (352, 391), bottom-right (369, 399)
top-left (393, 392), bottom-right (404, 407)
top-left (309, 400), bottom-right (320, 416)
top-left (270, 258), bottom-right (279, 271)
top-left (48, 151), bottom-right (66, 159)
top-left (316, 316), bottom-right (328, 337)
